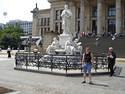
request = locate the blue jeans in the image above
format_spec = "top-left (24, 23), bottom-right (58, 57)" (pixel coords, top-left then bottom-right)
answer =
top-left (83, 63), bottom-right (92, 74)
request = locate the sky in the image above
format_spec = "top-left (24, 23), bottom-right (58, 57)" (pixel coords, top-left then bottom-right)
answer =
top-left (0, 0), bottom-right (50, 24)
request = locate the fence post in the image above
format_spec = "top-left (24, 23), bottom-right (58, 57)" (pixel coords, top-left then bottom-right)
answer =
top-left (38, 53), bottom-right (40, 70)
top-left (15, 53), bottom-right (17, 67)
top-left (26, 53), bottom-right (28, 69)
top-left (65, 55), bottom-right (68, 75)
top-left (51, 55), bottom-right (53, 72)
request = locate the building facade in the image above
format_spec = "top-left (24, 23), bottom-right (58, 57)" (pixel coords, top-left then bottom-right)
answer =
top-left (32, 0), bottom-right (125, 37)
top-left (32, 0), bottom-right (125, 52)
top-left (7, 20), bottom-right (32, 35)
top-left (20, 21), bottom-right (32, 35)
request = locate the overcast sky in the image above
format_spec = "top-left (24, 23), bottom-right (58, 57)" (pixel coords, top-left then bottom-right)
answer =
top-left (0, 0), bottom-right (50, 24)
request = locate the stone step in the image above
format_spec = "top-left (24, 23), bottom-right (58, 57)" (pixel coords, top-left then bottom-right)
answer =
top-left (116, 58), bottom-right (125, 63)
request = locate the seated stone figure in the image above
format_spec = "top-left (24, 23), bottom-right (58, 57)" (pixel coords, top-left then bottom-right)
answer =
top-left (64, 38), bottom-right (74, 55)
top-left (73, 38), bottom-right (79, 48)
top-left (76, 42), bottom-right (82, 55)
top-left (46, 37), bottom-right (60, 54)
top-left (71, 38), bottom-right (82, 55)
top-left (51, 37), bottom-right (60, 49)
top-left (46, 44), bottom-right (56, 54)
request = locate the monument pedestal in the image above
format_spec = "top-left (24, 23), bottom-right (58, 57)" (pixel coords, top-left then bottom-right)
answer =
top-left (59, 34), bottom-right (72, 48)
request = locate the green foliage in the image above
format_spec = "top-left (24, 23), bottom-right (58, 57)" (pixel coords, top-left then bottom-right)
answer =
top-left (0, 25), bottom-right (22, 49)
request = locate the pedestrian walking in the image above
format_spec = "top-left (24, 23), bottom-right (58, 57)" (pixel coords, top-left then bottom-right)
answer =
top-left (81, 46), bottom-right (94, 84)
top-left (7, 47), bottom-right (11, 58)
top-left (107, 47), bottom-right (116, 76)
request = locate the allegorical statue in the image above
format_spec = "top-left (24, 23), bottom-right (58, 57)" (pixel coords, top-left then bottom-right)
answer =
top-left (61, 4), bottom-right (72, 35)
top-left (46, 37), bottom-right (60, 54)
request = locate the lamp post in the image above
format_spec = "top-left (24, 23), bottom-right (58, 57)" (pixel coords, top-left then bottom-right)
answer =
top-left (28, 34), bottom-right (32, 53)
top-left (26, 33), bottom-right (32, 66)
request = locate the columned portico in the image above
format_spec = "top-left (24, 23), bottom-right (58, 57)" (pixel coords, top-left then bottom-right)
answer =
top-left (116, 0), bottom-right (122, 34)
top-left (97, 0), bottom-right (103, 36)
top-left (33, 0), bottom-right (125, 38)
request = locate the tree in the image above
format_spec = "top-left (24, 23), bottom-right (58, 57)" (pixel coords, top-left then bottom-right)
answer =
top-left (0, 25), bottom-right (23, 49)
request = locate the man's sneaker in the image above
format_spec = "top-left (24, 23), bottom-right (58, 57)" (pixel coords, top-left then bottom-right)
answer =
top-left (81, 81), bottom-right (86, 84)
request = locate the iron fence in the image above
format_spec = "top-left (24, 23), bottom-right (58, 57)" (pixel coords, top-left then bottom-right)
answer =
top-left (15, 52), bottom-right (108, 75)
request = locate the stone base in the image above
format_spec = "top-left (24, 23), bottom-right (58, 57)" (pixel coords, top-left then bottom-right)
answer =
top-left (59, 34), bottom-right (71, 48)
top-left (55, 49), bottom-right (66, 55)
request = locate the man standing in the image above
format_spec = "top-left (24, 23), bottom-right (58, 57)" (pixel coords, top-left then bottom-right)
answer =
top-left (107, 47), bottom-right (116, 76)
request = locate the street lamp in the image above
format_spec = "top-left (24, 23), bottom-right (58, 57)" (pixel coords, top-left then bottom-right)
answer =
top-left (28, 34), bottom-right (32, 53)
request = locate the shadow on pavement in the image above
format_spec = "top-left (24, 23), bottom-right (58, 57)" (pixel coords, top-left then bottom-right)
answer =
top-left (90, 82), bottom-right (109, 87)
top-left (114, 75), bottom-right (125, 78)
top-left (113, 66), bottom-right (122, 76)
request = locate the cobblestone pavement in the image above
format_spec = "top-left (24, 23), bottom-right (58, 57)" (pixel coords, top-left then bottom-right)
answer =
top-left (0, 56), bottom-right (125, 94)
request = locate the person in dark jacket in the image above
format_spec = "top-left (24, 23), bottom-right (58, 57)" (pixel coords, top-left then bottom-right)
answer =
top-left (107, 47), bottom-right (116, 76)
top-left (7, 47), bottom-right (11, 58)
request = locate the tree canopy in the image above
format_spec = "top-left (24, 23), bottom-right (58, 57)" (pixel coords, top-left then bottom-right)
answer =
top-left (0, 25), bottom-right (23, 49)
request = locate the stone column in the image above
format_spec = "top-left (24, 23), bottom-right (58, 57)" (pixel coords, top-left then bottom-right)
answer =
top-left (50, 7), bottom-right (55, 32)
top-left (70, 2), bottom-right (76, 37)
top-left (80, 0), bottom-right (85, 33)
top-left (32, 16), bottom-right (38, 36)
top-left (116, 0), bottom-right (122, 34)
top-left (97, 0), bottom-right (103, 36)
top-left (31, 4), bottom-right (39, 36)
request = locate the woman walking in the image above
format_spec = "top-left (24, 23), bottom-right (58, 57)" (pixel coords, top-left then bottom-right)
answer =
top-left (81, 46), bottom-right (94, 84)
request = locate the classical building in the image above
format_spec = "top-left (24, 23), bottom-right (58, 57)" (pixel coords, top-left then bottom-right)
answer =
top-left (32, 0), bottom-right (125, 52)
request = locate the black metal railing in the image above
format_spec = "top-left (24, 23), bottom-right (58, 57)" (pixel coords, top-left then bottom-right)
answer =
top-left (15, 52), bottom-right (108, 75)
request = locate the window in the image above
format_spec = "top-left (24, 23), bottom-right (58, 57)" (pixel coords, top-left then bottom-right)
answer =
top-left (55, 10), bottom-right (62, 20)
top-left (108, 19), bottom-right (116, 34)
top-left (41, 28), bottom-right (43, 32)
top-left (44, 18), bottom-right (46, 26)
top-left (47, 18), bottom-right (50, 26)
top-left (55, 22), bottom-right (58, 32)
top-left (92, 7), bottom-right (97, 17)
top-left (44, 28), bottom-right (46, 32)
top-left (55, 9), bottom-right (63, 33)
top-left (124, 4), bottom-right (125, 16)
top-left (60, 22), bottom-right (62, 34)
top-left (55, 10), bottom-right (58, 20)
top-left (41, 28), bottom-right (44, 36)
top-left (60, 10), bottom-right (63, 20)
top-left (41, 18), bottom-right (43, 26)
top-left (55, 10), bottom-right (60, 20)
top-left (48, 28), bottom-right (50, 31)
top-left (108, 6), bottom-right (116, 17)
top-left (77, 8), bottom-right (80, 18)
top-left (78, 21), bottom-right (80, 32)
